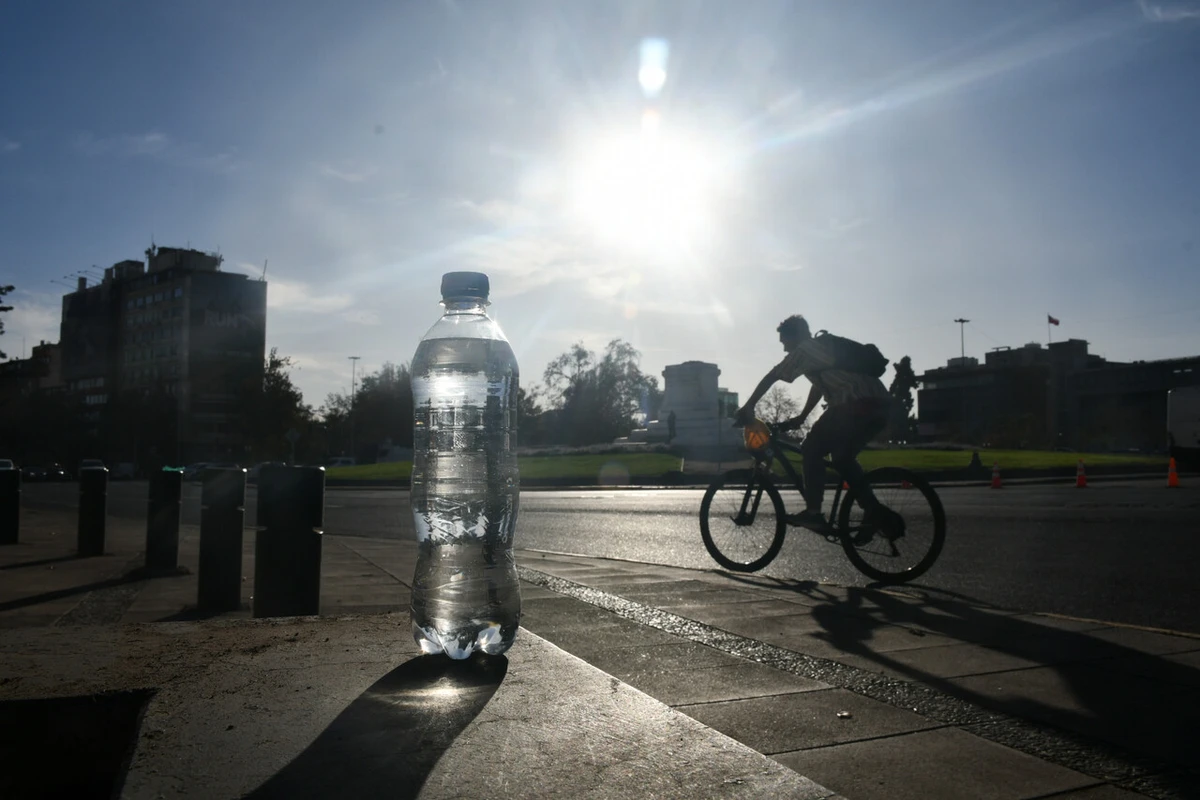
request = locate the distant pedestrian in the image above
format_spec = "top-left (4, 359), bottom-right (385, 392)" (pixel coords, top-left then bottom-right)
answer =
top-left (667, 410), bottom-right (677, 444)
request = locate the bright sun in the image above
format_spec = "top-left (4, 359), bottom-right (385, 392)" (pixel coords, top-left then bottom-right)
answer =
top-left (571, 117), bottom-right (725, 257)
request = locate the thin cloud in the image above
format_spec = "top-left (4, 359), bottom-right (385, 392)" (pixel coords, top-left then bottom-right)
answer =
top-left (0, 137), bottom-right (20, 153)
top-left (266, 278), bottom-right (353, 314)
top-left (341, 309), bottom-right (381, 326)
top-left (757, 6), bottom-right (1135, 151)
top-left (73, 130), bottom-right (243, 173)
top-left (1139, 0), bottom-right (1200, 22)
top-left (764, 258), bottom-right (804, 273)
top-left (319, 163), bottom-right (378, 183)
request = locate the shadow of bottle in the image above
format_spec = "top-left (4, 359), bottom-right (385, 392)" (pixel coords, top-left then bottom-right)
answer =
top-left (245, 653), bottom-right (508, 799)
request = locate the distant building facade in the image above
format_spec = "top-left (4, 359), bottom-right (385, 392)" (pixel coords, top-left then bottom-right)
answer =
top-left (917, 338), bottom-right (1200, 452)
top-left (46, 246), bottom-right (267, 465)
top-left (0, 341), bottom-right (62, 413)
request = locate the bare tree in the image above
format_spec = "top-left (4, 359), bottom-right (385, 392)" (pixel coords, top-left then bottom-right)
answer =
top-left (756, 385), bottom-right (811, 440)
top-left (759, 385), bottom-right (799, 425)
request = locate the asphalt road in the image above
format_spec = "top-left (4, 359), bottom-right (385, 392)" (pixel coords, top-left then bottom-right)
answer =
top-left (20, 480), bottom-right (1200, 634)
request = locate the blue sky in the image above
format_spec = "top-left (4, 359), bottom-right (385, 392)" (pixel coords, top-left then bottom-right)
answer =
top-left (2, 0), bottom-right (1198, 410)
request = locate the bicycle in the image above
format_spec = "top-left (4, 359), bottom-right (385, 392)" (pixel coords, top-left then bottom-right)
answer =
top-left (699, 419), bottom-right (946, 583)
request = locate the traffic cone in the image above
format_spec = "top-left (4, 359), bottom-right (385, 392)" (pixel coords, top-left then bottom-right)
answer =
top-left (842, 480), bottom-right (849, 490)
top-left (901, 476), bottom-right (912, 489)
top-left (1168, 458), bottom-right (1180, 488)
top-left (991, 463), bottom-right (1002, 489)
top-left (1075, 459), bottom-right (1087, 488)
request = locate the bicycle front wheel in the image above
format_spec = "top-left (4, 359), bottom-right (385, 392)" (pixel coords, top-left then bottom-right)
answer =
top-left (700, 469), bottom-right (787, 572)
top-left (837, 467), bottom-right (946, 584)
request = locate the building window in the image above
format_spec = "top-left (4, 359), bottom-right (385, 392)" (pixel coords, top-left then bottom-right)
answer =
top-left (174, 287), bottom-right (183, 298)
top-left (136, 296), bottom-right (144, 307)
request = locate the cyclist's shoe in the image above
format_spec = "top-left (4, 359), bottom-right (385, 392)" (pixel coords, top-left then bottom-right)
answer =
top-left (786, 509), bottom-right (832, 534)
top-left (863, 506), bottom-right (906, 541)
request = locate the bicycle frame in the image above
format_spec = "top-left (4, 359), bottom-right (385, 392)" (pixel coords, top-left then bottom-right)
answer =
top-left (747, 425), bottom-right (848, 527)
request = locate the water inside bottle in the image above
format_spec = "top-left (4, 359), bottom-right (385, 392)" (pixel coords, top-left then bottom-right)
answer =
top-left (410, 336), bottom-right (520, 658)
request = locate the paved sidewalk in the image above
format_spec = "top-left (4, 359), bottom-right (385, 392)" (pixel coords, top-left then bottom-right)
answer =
top-left (3, 507), bottom-right (1198, 798)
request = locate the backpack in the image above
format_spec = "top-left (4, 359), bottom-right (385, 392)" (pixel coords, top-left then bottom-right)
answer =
top-left (813, 331), bottom-right (888, 377)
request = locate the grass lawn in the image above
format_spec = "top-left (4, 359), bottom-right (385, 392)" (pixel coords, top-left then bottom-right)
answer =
top-left (783, 448), bottom-right (1167, 472)
top-left (326, 453), bottom-right (683, 482)
top-left (326, 462), bottom-right (413, 481)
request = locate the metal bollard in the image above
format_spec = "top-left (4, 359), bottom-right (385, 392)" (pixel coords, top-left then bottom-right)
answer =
top-left (146, 468), bottom-right (183, 571)
top-left (0, 468), bottom-right (19, 545)
top-left (77, 467), bottom-right (109, 556)
top-left (197, 468), bottom-right (246, 613)
top-left (254, 465), bottom-right (325, 618)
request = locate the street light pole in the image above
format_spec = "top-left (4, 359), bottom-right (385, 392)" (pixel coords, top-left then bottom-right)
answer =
top-left (348, 356), bottom-right (361, 460)
top-left (953, 318), bottom-right (970, 362)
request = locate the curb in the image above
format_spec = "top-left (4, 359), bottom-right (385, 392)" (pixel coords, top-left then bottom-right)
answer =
top-left (325, 471), bottom-right (1173, 491)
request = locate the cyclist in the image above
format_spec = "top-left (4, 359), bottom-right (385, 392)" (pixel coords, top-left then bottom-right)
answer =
top-left (735, 314), bottom-right (893, 532)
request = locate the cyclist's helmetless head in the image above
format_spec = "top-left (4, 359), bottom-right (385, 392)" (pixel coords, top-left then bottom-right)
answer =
top-left (777, 315), bottom-right (811, 352)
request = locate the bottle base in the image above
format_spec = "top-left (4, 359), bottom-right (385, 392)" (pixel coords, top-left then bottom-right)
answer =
top-left (414, 622), bottom-right (515, 659)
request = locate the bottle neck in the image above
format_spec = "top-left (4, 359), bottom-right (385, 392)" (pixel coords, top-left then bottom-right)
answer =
top-left (442, 298), bottom-right (489, 316)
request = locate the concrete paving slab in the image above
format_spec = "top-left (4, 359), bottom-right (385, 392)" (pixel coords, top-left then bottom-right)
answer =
top-left (619, 660), bottom-right (831, 707)
top-left (525, 615), bottom-right (686, 654)
top-left (1048, 786), bottom-right (1162, 799)
top-left (677, 688), bottom-right (940, 755)
top-left (1088, 649), bottom-right (1200, 689)
top-left (1011, 613), bottom-right (1113, 633)
top-left (683, 599), bottom-right (837, 627)
top-left (1082, 626), bottom-right (1200, 655)
top-left (758, 619), bottom-right (956, 658)
top-left (706, 578), bottom-right (859, 608)
top-left (655, 587), bottom-right (796, 610)
top-left (948, 664), bottom-right (1200, 768)
top-left (520, 595), bottom-right (628, 625)
top-left (0, 618), bottom-right (835, 800)
top-left (581, 573), bottom-right (690, 587)
top-left (705, 610), bottom-right (830, 641)
top-left (773, 727), bottom-right (1098, 800)
top-left (978, 630), bottom-right (1119, 664)
top-left (515, 582), bottom-right (564, 601)
top-left (836, 641), bottom-right (1045, 681)
top-left (582, 640), bottom-right (747, 679)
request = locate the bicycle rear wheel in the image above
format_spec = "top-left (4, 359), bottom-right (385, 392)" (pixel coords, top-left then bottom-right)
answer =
top-left (837, 467), bottom-right (945, 583)
top-left (700, 469), bottom-right (787, 572)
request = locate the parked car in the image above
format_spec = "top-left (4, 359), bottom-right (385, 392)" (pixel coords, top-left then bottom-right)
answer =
top-left (182, 463), bottom-right (212, 482)
top-left (247, 461), bottom-right (286, 483)
top-left (21, 465), bottom-right (47, 482)
top-left (45, 463), bottom-right (71, 481)
top-left (79, 458), bottom-right (106, 474)
top-left (111, 462), bottom-right (137, 480)
top-left (0, 458), bottom-right (14, 471)
top-left (325, 456), bottom-right (357, 468)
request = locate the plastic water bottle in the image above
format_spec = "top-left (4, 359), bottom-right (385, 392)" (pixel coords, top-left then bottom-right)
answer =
top-left (410, 271), bottom-right (521, 659)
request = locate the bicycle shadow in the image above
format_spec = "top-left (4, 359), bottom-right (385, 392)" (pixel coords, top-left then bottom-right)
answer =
top-left (800, 583), bottom-right (1200, 785)
top-left (243, 653), bottom-right (507, 799)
